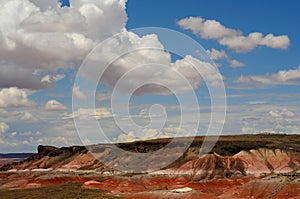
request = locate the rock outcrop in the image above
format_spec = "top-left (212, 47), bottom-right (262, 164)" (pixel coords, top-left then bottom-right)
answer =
top-left (0, 145), bottom-right (111, 172)
top-left (1, 134), bottom-right (300, 198)
top-left (2, 144), bottom-right (300, 180)
top-left (169, 148), bottom-right (300, 180)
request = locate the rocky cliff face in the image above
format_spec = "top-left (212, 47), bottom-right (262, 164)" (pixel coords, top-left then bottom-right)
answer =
top-left (2, 144), bottom-right (300, 180)
top-left (169, 148), bottom-right (300, 180)
top-left (1, 134), bottom-right (300, 198)
top-left (235, 148), bottom-right (300, 175)
top-left (0, 145), bottom-right (110, 172)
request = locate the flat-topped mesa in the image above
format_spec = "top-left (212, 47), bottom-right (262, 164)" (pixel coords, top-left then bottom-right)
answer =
top-left (37, 145), bottom-right (88, 157)
top-left (1, 134), bottom-right (300, 177)
top-left (3, 144), bottom-right (300, 180)
top-left (37, 145), bottom-right (59, 156)
top-left (0, 145), bottom-right (93, 171)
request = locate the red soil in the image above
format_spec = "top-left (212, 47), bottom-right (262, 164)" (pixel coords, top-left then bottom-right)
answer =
top-left (82, 175), bottom-right (257, 198)
top-left (273, 181), bottom-right (300, 199)
top-left (125, 190), bottom-right (219, 199)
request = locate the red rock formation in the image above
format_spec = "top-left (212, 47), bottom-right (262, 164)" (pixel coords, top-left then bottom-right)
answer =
top-left (175, 153), bottom-right (245, 180)
top-left (166, 148), bottom-right (300, 180)
top-left (235, 148), bottom-right (300, 176)
top-left (273, 179), bottom-right (300, 199)
top-left (1, 140), bottom-right (300, 198)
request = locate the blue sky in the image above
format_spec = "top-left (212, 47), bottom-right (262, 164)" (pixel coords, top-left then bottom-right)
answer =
top-left (0, 0), bottom-right (300, 152)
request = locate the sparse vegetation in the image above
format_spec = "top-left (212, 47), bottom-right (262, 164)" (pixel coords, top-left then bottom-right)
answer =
top-left (0, 183), bottom-right (123, 199)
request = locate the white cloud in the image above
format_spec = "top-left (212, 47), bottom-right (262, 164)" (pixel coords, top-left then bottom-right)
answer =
top-left (0, 121), bottom-right (9, 135)
top-left (115, 125), bottom-right (197, 143)
top-left (41, 75), bottom-right (51, 83)
top-left (220, 102), bottom-right (300, 135)
top-left (16, 111), bottom-right (38, 121)
top-left (178, 16), bottom-right (290, 52)
top-left (247, 101), bottom-right (266, 105)
top-left (241, 127), bottom-right (257, 134)
top-left (0, 0), bottom-right (223, 96)
top-left (117, 128), bottom-right (161, 143)
top-left (178, 16), bottom-right (240, 39)
top-left (52, 74), bottom-right (66, 82)
top-left (229, 59), bottom-right (245, 68)
top-left (269, 109), bottom-right (296, 119)
top-left (83, 31), bottom-right (224, 95)
top-left (96, 92), bottom-right (111, 101)
top-left (0, 109), bottom-right (38, 122)
top-left (0, 0), bottom-right (126, 89)
top-left (237, 66), bottom-right (300, 86)
top-left (69, 0), bottom-right (127, 40)
top-left (206, 48), bottom-right (228, 60)
top-left (219, 32), bottom-right (290, 52)
top-left (10, 132), bottom-right (17, 137)
top-left (63, 108), bottom-right (112, 120)
top-left (73, 86), bottom-right (87, 100)
top-left (0, 1), bottom-right (266, 151)
top-left (41, 74), bottom-right (66, 83)
top-left (45, 100), bottom-right (67, 111)
top-left (0, 87), bottom-right (35, 108)
top-left (117, 131), bottom-right (136, 143)
top-left (46, 136), bottom-right (77, 146)
top-left (206, 48), bottom-right (245, 68)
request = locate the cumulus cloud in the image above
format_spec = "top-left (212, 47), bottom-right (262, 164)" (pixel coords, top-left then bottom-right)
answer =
top-left (13, 111), bottom-right (38, 122)
top-left (41, 74), bottom-right (66, 83)
top-left (80, 31), bottom-right (224, 95)
top-left (0, 0), bottom-right (127, 89)
top-left (45, 100), bottom-right (67, 111)
top-left (229, 59), bottom-right (245, 68)
top-left (206, 48), bottom-right (245, 68)
top-left (221, 102), bottom-right (300, 135)
top-left (0, 0), bottom-right (226, 150)
top-left (0, 122), bottom-right (9, 134)
top-left (73, 86), bottom-right (87, 100)
top-left (237, 66), bottom-right (300, 86)
top-left (178, 16), bottom-right (290, 52)
top-left (117, 131), bottom-right (136, 143)
top-left (178, 16), bottom-right (240, 39)
top-left (206, 48), bottom-right (228, 60)
top-left (63, 108), bottom-right (113, 120)
top-left (219, 32), bottom-right (290, 52)
top-left (96, 92), bottom-right (111, 101)
top-left (117, 129), bottom-right (160, 143)
top-left (0, 0), bottom-right (222, 96)
top-left (116, 125), bottom-right (195, 143)
top-left (259, 108), bottom-right (298, 133)
top-left (0, 109), bottom-right (38, 122)
top-left (269, 109), bottom-right (296, 119)
top-left (0, 87), bottom-right (35, 108)
top-left (10, 132), bottom-right (17, 138)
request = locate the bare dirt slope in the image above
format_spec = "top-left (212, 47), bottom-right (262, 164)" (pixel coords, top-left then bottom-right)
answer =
top-left (1, 134), bottom-right (300, 198)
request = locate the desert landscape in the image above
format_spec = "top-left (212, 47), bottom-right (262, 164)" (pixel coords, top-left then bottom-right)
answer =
top-left (1, 0), bottom-right (299, 198)
top-left (1, 134), bottom-right (300, 198)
